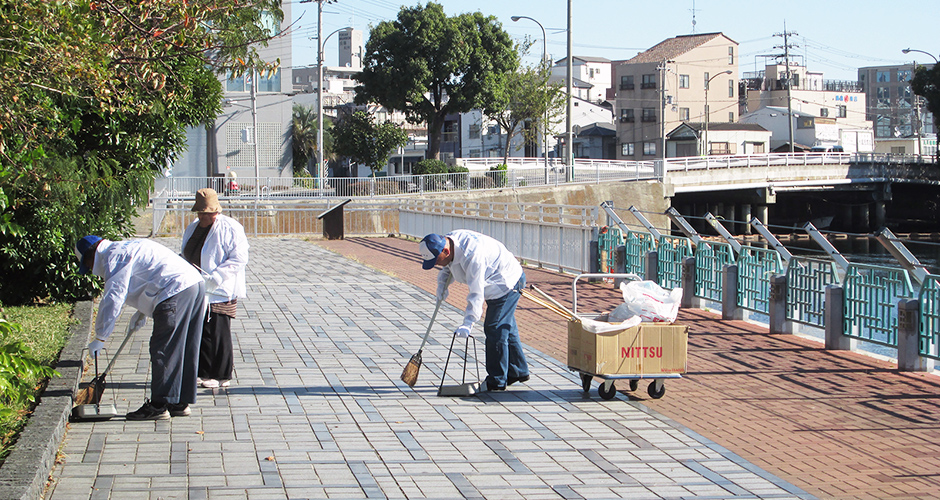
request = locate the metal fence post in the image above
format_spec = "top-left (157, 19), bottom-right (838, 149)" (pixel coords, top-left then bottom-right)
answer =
top-left (898, 299), bottom-right (933, 372)
top-left (722, 263), bottom-right (740, 320)
top-left (681, 257), bottom-right (696, 309)
top-left (645, 250), bottom-right (659, 285)
top-left (824, 284), bottom-right (854, 350)
top-left (769, 274), bottom-right (787, 334)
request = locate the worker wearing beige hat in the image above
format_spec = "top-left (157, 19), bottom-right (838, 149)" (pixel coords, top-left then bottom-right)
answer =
top-left (181, 188), bottom-right (249, 389)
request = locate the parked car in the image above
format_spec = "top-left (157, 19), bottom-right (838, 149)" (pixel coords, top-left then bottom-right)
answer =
top-left (810, 145), bottom-right (844, 153)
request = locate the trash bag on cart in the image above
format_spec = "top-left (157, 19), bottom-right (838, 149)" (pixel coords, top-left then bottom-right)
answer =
top-left (617, 280), bottom-right (682, 323)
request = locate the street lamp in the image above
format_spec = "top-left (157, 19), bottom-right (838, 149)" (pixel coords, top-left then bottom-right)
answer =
top-left (902, 48), bottom-right (938, 63)
top-left (511, 15), bottom-right (550, 180)
top-left (703, 70), bottom-right (732, 156)
top-left (317, 25), bottom-right (349, 191)
top-left (901, 48), bottom-right (937, 156)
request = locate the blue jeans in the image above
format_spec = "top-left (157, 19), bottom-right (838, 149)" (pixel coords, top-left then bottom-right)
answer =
top-left (482, 273), bottom-right (529, 388)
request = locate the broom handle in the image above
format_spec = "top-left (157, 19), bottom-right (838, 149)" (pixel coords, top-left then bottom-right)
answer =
top-left (530, 285), bottom-right (576, 318)
top-left (418, 275), bottom-right (452, 351)
top-left (101, 316), bottom-right (142, 375)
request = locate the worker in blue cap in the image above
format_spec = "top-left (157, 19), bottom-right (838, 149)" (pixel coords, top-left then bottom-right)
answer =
top-left (419, 230), bottom-right (529, 392)
top-left (75, 235), bottom-right (206, 420)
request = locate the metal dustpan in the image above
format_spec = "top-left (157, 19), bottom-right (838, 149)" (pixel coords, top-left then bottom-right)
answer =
top-left (437, 333), bottom-right (483, 397)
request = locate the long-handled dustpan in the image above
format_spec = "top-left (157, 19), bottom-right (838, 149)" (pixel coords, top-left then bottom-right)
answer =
top-left (72, 319), bottom-right (140, 421)
top-left (437, 333), bottom-right (483, 397)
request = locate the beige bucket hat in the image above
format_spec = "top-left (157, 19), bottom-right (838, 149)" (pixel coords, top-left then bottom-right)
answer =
top-left (192, 188), bottom-right (222, 213)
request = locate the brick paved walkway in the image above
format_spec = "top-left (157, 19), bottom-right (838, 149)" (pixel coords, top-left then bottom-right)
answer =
top-left (44, 237), bottom-right (811, 500)
top-left (316, 236), bottom-right (940, 500)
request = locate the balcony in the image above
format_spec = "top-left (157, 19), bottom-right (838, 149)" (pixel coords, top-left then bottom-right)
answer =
top-left (619, 83), bottom-right (635, 90)
top-left (640, 82), bottom-right (656, 90)
top-left (619, 117), bottom-right (635, 123)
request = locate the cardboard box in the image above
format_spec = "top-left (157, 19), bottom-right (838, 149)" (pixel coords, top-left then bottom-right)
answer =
top-left (567, 314), bottom-right (688, 375)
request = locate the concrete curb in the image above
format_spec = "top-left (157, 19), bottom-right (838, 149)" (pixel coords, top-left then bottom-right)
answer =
top-left (0, 301), bottom-right (92, 500)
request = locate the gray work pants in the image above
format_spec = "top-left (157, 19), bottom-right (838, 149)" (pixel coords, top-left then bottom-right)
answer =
top-left (150, 282), bottom-right (206, 405)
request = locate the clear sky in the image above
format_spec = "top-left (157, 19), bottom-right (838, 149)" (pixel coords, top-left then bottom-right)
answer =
top-left (288, 0), bottom-right (937, 81)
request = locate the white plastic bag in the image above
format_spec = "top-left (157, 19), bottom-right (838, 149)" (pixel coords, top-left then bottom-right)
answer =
top-left (619, 280), bottom-right (682, 323)
top-left (578, 314), bottom-right (642, 334)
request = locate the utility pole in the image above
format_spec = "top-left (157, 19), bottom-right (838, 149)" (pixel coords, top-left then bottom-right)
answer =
top-left (658, 60), bottom-right (669, 159)
top-left (774, 24), bottom-right (798, 153)
top-left (565, 0), bottom-right (573, 179)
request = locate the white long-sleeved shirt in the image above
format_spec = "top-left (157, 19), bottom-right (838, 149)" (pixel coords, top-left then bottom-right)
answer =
top-left (91, 239), bottom-right (203, 340)
top-left (181, 214), bottom-right (249, 303)
top-left (436, 230), bottom-right (523, 330)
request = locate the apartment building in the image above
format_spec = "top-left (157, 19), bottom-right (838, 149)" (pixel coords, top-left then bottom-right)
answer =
top-left (614, 33), bottom-right (738, 160)
top-left (551, 56), bottom-right (613, 104)
top-left (858, 63), bottom-right (937, 156)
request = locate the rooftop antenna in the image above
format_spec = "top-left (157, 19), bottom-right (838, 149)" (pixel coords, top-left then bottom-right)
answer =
top-left (690, 0), bottom-right (699, 33)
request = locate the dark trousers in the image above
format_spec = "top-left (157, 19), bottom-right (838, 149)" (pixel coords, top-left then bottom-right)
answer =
top-left (150, 282), bottom-right (205, 405)
top-left (482, 273), bottom-right (529, 388)
top-left (199, 311), bottom-right (234, 380)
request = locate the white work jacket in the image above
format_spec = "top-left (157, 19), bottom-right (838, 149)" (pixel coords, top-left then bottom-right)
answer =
top-left (181, 214), bottom-right (249, 304)
top-left (437, 230), bottom-right (523, 330)
top-left (91, 239), bottom-right (203, 340)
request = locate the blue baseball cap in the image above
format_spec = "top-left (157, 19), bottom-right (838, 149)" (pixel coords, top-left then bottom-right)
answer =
top-left (419, 234), bottom-right (446, 270)
top-left (75, 235), bottom-right (102, 275)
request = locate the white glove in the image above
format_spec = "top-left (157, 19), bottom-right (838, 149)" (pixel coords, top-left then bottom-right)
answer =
top-left (88, 339), bottom-right (105, 358)
top-left (129, 311), bottom-right (147, 332)
top-left (205, 275), bottom-right (221, 293)
top-left (455, 325), bottom-right (471, 338)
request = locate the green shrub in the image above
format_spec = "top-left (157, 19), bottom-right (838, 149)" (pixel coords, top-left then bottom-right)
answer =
top-left (487, 164), bottom-right (508, 187)
top-left (412, 159), bottom-right (449, 175)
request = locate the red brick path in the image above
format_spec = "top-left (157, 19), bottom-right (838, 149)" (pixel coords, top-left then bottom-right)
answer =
top-left (315, 236), bottom-right (940, 500)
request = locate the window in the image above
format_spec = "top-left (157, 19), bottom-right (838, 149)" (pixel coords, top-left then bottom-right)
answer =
top-left (752, 142), bottom-right (765, 153)
top-left (837, 105), bottom-right (847, 118)
top-left (899, 86), bottom-right (912, 108)
top-left (641, 74), bottom-right (656, 89)
top-left (619, 109), bottom-right (635, 123)
top-left (709, 142), bottom-right (730, 155)
top-left (469, 123), bottom-right (480, 139)
top-left (679, 75), bottom-right (690, 88)
top-left (729, 112), bottom-right (734, 122)
top-left (620, 75), bottom-right (634, 90)
top-left (898, 70), bottom-right (912, 82)
top-left (679, 108), bottom-right (690, 121)
top-left (875, 115), bottom-right (891, 137)
top-left (891, 146), bottom-right (906, 154)
top-left (227, 70), bottom-right (282, 93)
top-left (643, 142), bottom-right (656, 156)
top-left (442, 122), bottom-right (458, 143)
top-left (703, 72), bottom-right (710, 90)
top-left (728, 79), bottom-right (734, 97)
top-left (876, 87), bottom-right (890, 108)
top-left (820, 108), bottom-right (829, 117)
top-left (876, 71), bottom-right (890, 83)
top-left (487, 124), bottom-right (501, 135)
top-left (728, 46), bottom-right (734, 65)
top-left (641, 108), bottom-right (656, 122)
top-left (621, 142), bottom-right (634, 156)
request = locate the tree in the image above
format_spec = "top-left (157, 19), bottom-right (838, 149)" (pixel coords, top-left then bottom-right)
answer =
top-left (291, 104), bottom-right (332, 177)
top-left (911, 63), bottom-right (940, 162)
top-left (332, 111), bottom-right (408, 176)
top-left (354, 2), bottom-right (518, 160)
top-left (483, 48), bottom-right (565, 166)
top-left (0, 0), bottom-right (285, 304)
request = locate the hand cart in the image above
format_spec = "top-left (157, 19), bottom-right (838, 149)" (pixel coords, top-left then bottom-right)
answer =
top-left (567, 273), bottom-right (687, 401)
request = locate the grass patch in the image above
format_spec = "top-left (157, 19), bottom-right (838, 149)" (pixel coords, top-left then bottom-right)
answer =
top-left (0, 303), bottom-right (75, 463)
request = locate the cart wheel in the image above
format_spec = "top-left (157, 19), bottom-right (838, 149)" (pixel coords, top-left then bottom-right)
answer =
top-left (647, 381), bottom-right (666, 399)
top-left (580, 374), bottom-right (593, 392)
top-left (629, 379), bottom-right (639, 392)
top-left (598, 380), bottom-right (617, 400)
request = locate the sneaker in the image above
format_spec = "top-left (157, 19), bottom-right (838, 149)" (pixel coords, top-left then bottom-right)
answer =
top-left (201, 379), bottom-right (220, 388)
top-left (126, 400), bottom-right (170, 421)
top-left (219, 379), bottom-right (231, 388)
top-left (167, 403), bottom-right (191, 417)
top-left (484, 381), bottom-right (506, 392)
top-left (507, 375), bottom-right (530, 386)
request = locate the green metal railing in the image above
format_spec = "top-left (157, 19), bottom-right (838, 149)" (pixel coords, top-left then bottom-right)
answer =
top-left (623, 231), bottom-right (655, 279)
top-left (598, 227), bottom-right (623, 273)
top-left (694, 241), bottom-right (735, 302)
top-left (657, 235), bottom-right (693, 290)
top-left (919, 274), bottom-right (940, 360)
top-left (787, 257), bottom-right (840, 328)
top-left (737, 246), bottom-right (784, 315)
top-left (843, 263), bottom-right (915, 347)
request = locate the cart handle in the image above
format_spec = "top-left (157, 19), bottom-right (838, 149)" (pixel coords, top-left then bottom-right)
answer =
top-left (571, 273), bottom-right (641, 315)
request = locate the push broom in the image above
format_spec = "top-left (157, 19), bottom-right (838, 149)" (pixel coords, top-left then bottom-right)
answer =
top-left (401, 277), bottom-right (451, 387)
